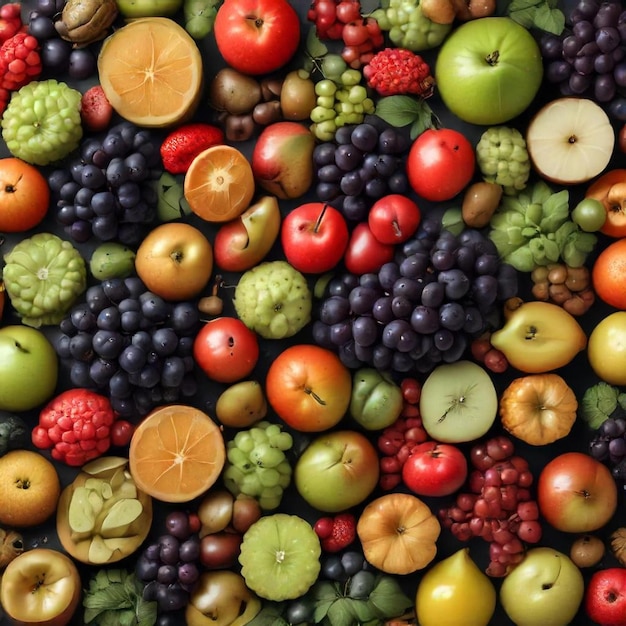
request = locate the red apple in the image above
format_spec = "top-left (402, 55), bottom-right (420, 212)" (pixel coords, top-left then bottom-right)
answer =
top-left (214, 0), bottom-right (301, 75)
top-left (281, 202), bottom-right (349, 274)
top-left (294, 429), bottom-right (380, 512)
top-left (584, 568), bottom-right (626, 626)
top-left (251, 121), bottom-right (315, 200)
top-left (344, 222), bottom-right (395, 274)
top-left (537, 452), bottom-right (618, 534)
top-left (406, 128), bottom-right (476, 202)
top-left (368, 194), bottom-right (421, 245)
top-left (213, 195), bottom-right (281, 272)
top-left (402, 441), bottom-right (468, 497)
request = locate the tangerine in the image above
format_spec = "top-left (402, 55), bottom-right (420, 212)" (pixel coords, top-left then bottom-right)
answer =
top-left (0, 157), bottom-right (49, 232)
top-left (591, 237), bottom-right (626, 309)
top-left (97, 18), bottom-right (203, 128)
top-left (129, 404), bottom-right (226, 503)
top-left (183, 145), bottom-right (255, 222)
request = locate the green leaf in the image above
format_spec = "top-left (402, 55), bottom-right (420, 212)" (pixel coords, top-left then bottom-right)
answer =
top-left (580, 382), bottom-right (619, 430)
top-left (375, 95), bottom-right (436, 133)
top-left (618, 393), bottom-right (626, 412)
top-left (368, 575), bottom-right (413, 619)
top-left (344, 598), bottom-right (377, 622)
top-left (534, 3), bottom-right (565, 33)
top-left (441, 207), bottom-right (464, 235)
top-left (524, 202), bottom-right (544, 226)
top-left (327, 599), bottom-right (358, 626)
top-left (506, 0), bottom-right (565, 33)
top-left (306, 26), bottom-right (328, 58)
top-left (505, 245), bottom-right (536, 272)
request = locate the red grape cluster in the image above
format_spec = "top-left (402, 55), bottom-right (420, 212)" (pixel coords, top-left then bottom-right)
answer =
top-left (438, 435), bottom-right (542, 577)
top-left (307, 0), bottom-right (384, 68)
top-left (377, 378), bottom-right (430, 490)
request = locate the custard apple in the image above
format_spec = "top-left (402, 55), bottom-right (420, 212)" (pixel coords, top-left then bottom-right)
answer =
top-left (2, 233), bottom-right (87, 327)
top-left (1, 79), bottom-right (83, 166)
top-left (233, 261), bottom-right (312, 339)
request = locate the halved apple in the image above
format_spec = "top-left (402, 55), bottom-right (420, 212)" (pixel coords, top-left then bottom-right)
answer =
top-left (525, 97), bottom-right (614, 185)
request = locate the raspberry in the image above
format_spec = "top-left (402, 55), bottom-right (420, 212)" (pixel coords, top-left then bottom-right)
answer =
top-left (0, 32), bottom-right (42, 91)
top-left (32, 389), bottom-right (116, 466)
top-left (363, 47), bottom-right (435, 97)
top-left (0, 4), bottom-right (23, 45)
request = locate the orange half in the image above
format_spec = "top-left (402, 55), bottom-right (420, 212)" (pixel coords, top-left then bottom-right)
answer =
top-left (129, 405), bottom-right (225, 503)
top-left (97, 17), bottom-right (203, 128)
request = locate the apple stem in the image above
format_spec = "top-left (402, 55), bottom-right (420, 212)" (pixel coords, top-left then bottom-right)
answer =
top-left (485, 50), bottom-right (500, 66)
top-left (304, 387), bottom-right (326, 405)
top-left (314, 204), bottom-right (328, 234)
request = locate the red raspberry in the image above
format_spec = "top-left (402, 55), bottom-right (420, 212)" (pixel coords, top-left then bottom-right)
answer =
top-left (314, 513), bottom-right (357, 552)
top-left (0, 32), bottom-right (42, 92)
top-left (363, 48), bottom-right (435, 97)
top-left (32, 389), bottom-right (116, 466)
top-left (0, 4), bottom-right (23, 45)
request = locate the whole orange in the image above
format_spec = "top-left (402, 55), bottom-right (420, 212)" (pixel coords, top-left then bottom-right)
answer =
top-left (0, 450), bottom-right (61, 527)
top-left (0, 157), bottom-right (49, 232)
top-left (587, 311), bottom-right (626, 385)
top-left (265, 344), bottom-right (352, 432)
top-left (591, 237), bottom-right (626, 309)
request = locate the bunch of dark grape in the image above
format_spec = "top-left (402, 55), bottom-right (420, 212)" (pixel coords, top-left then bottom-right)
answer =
top-left (312, 218), bottom-right (519, 374)
top-left (540, 0), bottom-right (626, 120)
top-left (28, 1), bottom-right (99, 80)
top-left (53, 276), bottom-right (199, 418)
top-left (313, 119), bottom-right (410, 221)
top-left (48, 122), bottom-right (161, 245)
top-left (377, 377), bottom-right (430, 490)
top-left (589, 416), bottom-right (626, 479)
top-left (438, 436), bottom-right (542, 577)
top-left (135, 511), bottom-right (201, 623)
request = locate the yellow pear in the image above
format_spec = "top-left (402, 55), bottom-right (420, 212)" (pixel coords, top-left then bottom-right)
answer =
top-left (490, 300), bottom-right (587, 373)
top-left (416, 548), bottom-right (496, 626)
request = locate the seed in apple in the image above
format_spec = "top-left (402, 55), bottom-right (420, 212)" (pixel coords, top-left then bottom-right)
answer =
top-left (525, 97), bottom-right (615, 185)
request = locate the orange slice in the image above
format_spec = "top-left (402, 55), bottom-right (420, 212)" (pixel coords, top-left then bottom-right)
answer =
top-left (129, 405), bottom-right (225, 503)
top-left (183, 145), bottom-right (255, 222)
top-left (97, 17), bottom-right (203, 128)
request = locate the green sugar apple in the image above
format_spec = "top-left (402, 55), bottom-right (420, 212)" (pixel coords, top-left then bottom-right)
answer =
top-left (2, 232), bottom-right (87, 327)
top-left (233, 261), bottom-right (312, 340)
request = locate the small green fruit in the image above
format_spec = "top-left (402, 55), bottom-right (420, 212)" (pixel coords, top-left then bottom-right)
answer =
top-left (89, 243), bottom-right (136, 280)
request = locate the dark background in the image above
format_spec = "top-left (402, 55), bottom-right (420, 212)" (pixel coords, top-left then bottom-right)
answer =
top-left (1, 0), bottom-right (625, 625)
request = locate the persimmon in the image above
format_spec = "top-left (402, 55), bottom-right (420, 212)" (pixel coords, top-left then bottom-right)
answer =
top-left (0, 157), bottom-right (49, 233)
top-left (585, 169), bottom-right (626, 238)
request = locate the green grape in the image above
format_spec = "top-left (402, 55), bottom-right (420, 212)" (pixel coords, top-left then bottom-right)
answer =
top-left (340, 69), bottom-right (362, 87)
top-left (348, 85), bottom-right (368, 104)
top-left (223, 465), bottom-right (245, 490)
top-left (310, 105), bottom-right (336, 124)
top-left (233, 431), bottom-right (255, 454)
top-left (315, 79), bottom-right (337, 97)
top-left (250, 442), bottom-right (285, 469)
top-left (258, 485), bottom-right (284, 510)
top-left (249, 426), bottom-right (269, 444)
top-left (240, 473), bottom-right (263, 497)
top-left (269, 431), bottom-right (293, 451)
top-left (257, 467), bottom-right (281, 488)
top-left (263, 423), bottom-right (282, 439)
top-left (227, 446), bottom-right (252, 471)
top-left (311, 121), bottom-right (337, 142)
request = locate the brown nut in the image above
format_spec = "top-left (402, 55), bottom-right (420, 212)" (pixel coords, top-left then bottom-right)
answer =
top-left (420, 0), bottom-right (456, 24)
top-left (610, 527), bottom-right (626, 566)
top-left (452, 0), bottom-right (497, 20)
top-left (55, 0), bottom-right (118, 47)
top-left (224, 114), bottom-right (257, 142)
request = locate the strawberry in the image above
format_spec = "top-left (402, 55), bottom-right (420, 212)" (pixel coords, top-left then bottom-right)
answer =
top-left (363, 48), bottom-right (435, 98)
top-left (314, 513), bottom-right (357, 552)
top-left (160, 123), bottom-right (225, 174)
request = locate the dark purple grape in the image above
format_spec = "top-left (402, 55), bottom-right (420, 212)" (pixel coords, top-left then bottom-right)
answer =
top-left (399, 253), bottom-right (429, 279)
top-left (119, 344), bottom-right (148, 374)
top-left (574, 53), bottom-right (596, 75)
top-left (594, 52), bottom-right (615, 73)
top-left (410, 305), bottom-right (440, 334)
top-left (433, 328), bottom-right (455, 351)
top-left (442, 332), bottom-right (468, 363)
top-left (439, 302), bottom-right (466, 331)
top-left (28, 15), bottom-right (57, 39)
top-left (70, 304), bottom-right (97, 331)
top-left (589, 437), bottom-right (610, 460)
top-left (319, 296), bottom-right (351, 325)
top-left (313, 142), bottom-right (336, 167)
top-left (322, 555), bottom-right (348, 582)
top-left (608, 95), bottom-right (626, 119)
top-left (596, 25), bottom-right (621, 51)
top-left (69, 332), bottom-right (94, 361)
top-left (372, 296), bottom-right (394, 324)
top-left (316, 181), bottom-right (341, 202)
top-left (381, 319), bottom-right (417, 352)
top-left (349, 286), bottom-right (380, 315)
top-left (179, 537), bottom-right (200, 562)
top-left (352, 315), bottom-right (378, 347)
top-left (156, 583), bottom-right (188, 612)
top-left (372, 344), bottom-right (393, 370)
top-left (318, 164), bottom-right (342, 182)
top-left (364, 177), bottom-right (388, 199)
top-left (109, 370), bottom-right (132, 399)
top-left (438, 269), bottom-right (470, 300)
top-left (615, 61), bottom-right (626, 86)
top-left (41, 38), bottom-right (71, 70)
top-left (594, 2), bottom-right (622, 28)
top-left (608, 437), bottom-right (626, 458)
top-left (391, 295), bottom-right (413, 318)
top-left (392, 277), bottom-right (423, 301)
top-left (350, 123), bottom-right (379, 151)
top-left (329, 321), bottom-right (353, 346)
top-left (89, 358), bottom-right (117, 385)
top-left (335, 125), bottom-right (354, 145)
top-left (421, 281), bottom-right (445, 308)
top-left (594, 72), bottom-right (616, 100)
top-left (335, 143), bottom-right (363, 171)
top-left (312, 320), bottom-right (332, 348)
top-left (431, 249), bottom-right (455, 271)
top-left (92, 330), bottom-right (125, 359)
top-left (340, 170), bottom-right (365, 196)
top-left (378, 128), bottom-right (408, 154)
top-left (161, 357), bottom-right (185, 387)
top-left (540, 32), bottom-right (564, 59)
top-left (177, 562), bottom-right (199, 586)
top-left (573, 19), bottom-right (596, 42)
top-left (341, 194), bottom-right (368, 220)
top-left (562, 34), bottom-right (583, 57)
top-left (569, 71), bottom-right (593, 93)
top-left (135, 553), bottom-right (159, 582)
top-left (165, 511), bottom-right (191, 540)
top-left (70, 360), bottom-right (92, 387)
top-left (378, 262), bottom-right (402, 291)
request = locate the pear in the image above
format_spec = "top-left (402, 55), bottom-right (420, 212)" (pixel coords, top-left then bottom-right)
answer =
top-left (215, 380), bottom-right (267, 428)
top-left (490, 300), bottom-right (587, 373)
top-left (416, 548), bottom-right (496, 626)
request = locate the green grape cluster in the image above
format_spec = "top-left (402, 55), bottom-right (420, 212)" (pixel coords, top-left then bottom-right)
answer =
top-left (310, 69), bottom-right (375, 142)
top-left (371, 0), bottom-right (451, 51)
top-left (476, 127), bottom-right (531, 195)
top-left (1, 79), bottom-right (83, 166)
top-left (223, 421), bottom-right (293, 511)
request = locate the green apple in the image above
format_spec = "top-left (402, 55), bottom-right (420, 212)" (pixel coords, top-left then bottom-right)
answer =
top-left (116, 0), bottom-right (183, 18)
top-left (349, 368), bottom-right (403, 430)
top-left (294, 430), bottom-right (379, 513)
top-left (419, 360), bottom-right (497, 443)
top-left (0, 325), bottom-right (58, 412)
top-left (500, 547), bottom-right (584, 626)
top-left (435, 17), bottom-right (543, 125)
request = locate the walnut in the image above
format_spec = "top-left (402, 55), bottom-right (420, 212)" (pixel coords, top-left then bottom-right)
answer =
top-left (55, 0), bottom-right (118, 48)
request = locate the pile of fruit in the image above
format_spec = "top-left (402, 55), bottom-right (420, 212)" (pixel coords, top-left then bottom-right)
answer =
top-left (1, 0), bottom-right (626, 625)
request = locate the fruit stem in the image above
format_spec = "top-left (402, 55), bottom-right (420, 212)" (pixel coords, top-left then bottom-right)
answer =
top-left (314, 204), bottom-right (328, 234)
top-left (304, 387), bottom-right (326, 405)
top-left (485, 50), bottom-right (499, 66)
